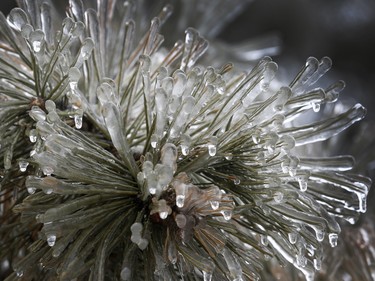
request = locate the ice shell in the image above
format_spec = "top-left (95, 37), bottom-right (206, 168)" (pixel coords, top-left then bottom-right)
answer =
top-left (7, 8), bottom-right (28, 31)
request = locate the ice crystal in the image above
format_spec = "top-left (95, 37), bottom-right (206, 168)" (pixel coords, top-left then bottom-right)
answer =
top-left (0, 0), bottom-right (371, 281)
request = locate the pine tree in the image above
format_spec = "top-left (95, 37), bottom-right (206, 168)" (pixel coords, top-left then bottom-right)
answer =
top-left (0, 1), bottom-right (372, 280)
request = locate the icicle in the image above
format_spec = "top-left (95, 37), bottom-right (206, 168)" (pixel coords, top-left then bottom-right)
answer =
top-left (261, 61), bottom-right (278, 91)
top-left (325, 80), bottom-right (345, 103)
top-left (160, 143), bottom-right (178, 172)
top-left (74, 38), bottom-right (94, 68)
top-left (150, 134), bottom-right (158, 149)
top-left (180, 28), bottom-right (208, 71)
top-left (172, 70), bottom-right (187, 97)
top-left (286, 104), bottom-right (366, 146)
top-left (74, 109), bottom-right (83, 129)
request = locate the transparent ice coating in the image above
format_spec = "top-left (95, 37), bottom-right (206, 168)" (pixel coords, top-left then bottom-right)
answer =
top-left (0, 1), bottom-right (372, 281)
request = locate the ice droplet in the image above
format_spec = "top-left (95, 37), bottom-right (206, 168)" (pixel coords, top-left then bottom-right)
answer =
top-left (74, 114), bottom-right (83, 129)
top-left (208, 136), bottom-right (218, 156)
top-left (233, 177), bottom-right (241, 185)
top-left (18, 160), bottom-right (29, 172)
top-left (16, 270), bottom-right (24, 277)
top-left (68, 67), bottom-right (81, 91)
top-left (312, 102), bottom-right (321, 112)
top-left (30, 30), bottom-right (45, 53)
top-left (150, 134), bottom-right (158, 148)
top-left (27, 187), bottom-right (36, 194)
top-left (328, 233), bottom-right (338, 247)
top-left (176, 195), bottom-right (185, 208)
top-left (47, 234), bottom-right (56, 247)
top-left (45, 100), bottom-right (56, 112)
top-left (29, 129), bottom-right (38, 143)
top-left (210, 200), bottom-right (220, 210)
top-left (225, 154), bottom-right (233, 160)
top-left (159, 211), bottom-right (168, 219)
top-left (149, 186), bottom-right (156, 194)
top-left (221, 210), bottom-right (232, 221)
top-left (208, 144), bottom-right (216, 156)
